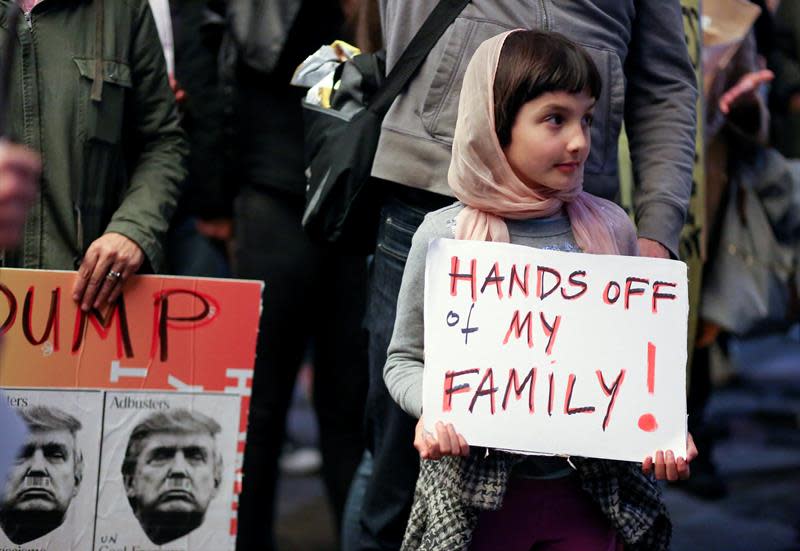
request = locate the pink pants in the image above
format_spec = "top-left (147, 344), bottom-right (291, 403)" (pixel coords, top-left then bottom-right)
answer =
top-left (469, 476), bottom-right (621, 551)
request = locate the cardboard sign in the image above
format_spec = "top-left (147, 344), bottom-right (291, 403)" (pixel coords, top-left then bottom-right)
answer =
top-left (422, 239), bottom-right (688, 462)
top-left (0, 269), bottom-right (263, 550)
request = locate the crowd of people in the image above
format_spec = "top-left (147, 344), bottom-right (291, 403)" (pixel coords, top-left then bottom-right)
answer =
top-left (0, 0), bottom-right (797, 550)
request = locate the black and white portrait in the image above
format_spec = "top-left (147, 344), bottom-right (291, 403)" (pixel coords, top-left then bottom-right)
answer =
top-left (97, 392), bottom-right (240, 550)
top-left (0, 390), bottom-right (102, 550)
top-left (122, 408), bottom-right (223, 544)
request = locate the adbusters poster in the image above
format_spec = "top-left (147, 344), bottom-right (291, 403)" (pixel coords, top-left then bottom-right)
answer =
top-left (0, 269), bottom-right (263, 550)
top-left (0, 389), bottom-right (103, 551)
top-left (95, 392), bottom-right (240, 551)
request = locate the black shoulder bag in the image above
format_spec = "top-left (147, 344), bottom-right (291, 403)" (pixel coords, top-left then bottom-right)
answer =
top-left (301, 0), bottom-right (470, 253)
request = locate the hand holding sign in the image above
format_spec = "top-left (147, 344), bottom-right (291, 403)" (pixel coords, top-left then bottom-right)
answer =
top-left (644, 433), bottom-right (698, 481)
top-left (72, 232), bottom-right (145, 311)
top-left (414, 416), bottom-right (469, 460)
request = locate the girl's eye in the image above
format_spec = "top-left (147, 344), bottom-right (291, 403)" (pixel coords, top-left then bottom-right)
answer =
top-left (546, 114), bottom-right (564, 125)
top-left (583, 113), bottom-right (594, 126)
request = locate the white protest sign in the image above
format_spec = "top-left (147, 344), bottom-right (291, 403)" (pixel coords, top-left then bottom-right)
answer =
top-left (423, 238), bottom-right (688, 462)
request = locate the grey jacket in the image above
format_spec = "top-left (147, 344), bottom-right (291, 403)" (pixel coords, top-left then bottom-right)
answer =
top-left (373, 0), bottom-right (697, 258)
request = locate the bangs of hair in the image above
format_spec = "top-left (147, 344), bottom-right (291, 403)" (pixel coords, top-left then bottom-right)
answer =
top-left (494, 31), bottom-right (602, 147)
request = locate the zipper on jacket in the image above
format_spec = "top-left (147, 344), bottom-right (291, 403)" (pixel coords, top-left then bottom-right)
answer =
top-left (539, 0), bottom-right (550, 30)
top-left (23, 11), bottom-right (32, 30)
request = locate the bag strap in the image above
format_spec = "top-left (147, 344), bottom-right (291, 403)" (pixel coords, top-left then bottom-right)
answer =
top-left (368, 0), bottom-right (470, 116)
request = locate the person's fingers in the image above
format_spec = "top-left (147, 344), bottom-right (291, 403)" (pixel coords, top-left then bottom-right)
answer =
top-left (424, 433), bottom-right (440, 460)
top-left (445, 424), bottom-right (461, 456)
top-left (0, 143), bottom-right (41, 175)
top-left (108, 279), bottom-right (125, 304)
top-left (0, 175), bottom-right (36, 206)
top-left (93, 263), bottom-right (124, 308)
top-left (642, 455), bottom-right (653, 476)
top-left (414, 430), bottom-right (430, 458)
top-left (107, 260), bottom-right (138, 304)
top-left (677, 457), bottom-right (691, 480)
top-left (413, 433), bottom-right (424, 456)
top-left (752, 68), bottom-right (775, 84)
top-left (457, 433), bottom-right (470, 457)
top-left (719, 70), bottom-right (776, 113)
top-left (687, 433), bottom-right (699, 463)
top-left (414, 436), bottom-right (427, 458)
top-left (665, 450), bottom-right (679, 481)
top-left (720, 84), bottom-right (752, 113)
top-left (654, 450), bottom-right (666, 480)
top-left (435, 422), bottom-right (451, 456)
top-left (72, 249), bottom-right (99, 303)
top-left (81, 251), bottom-right (116, 312)
top-left (0, 223), bottom-right (23, 247)
top-left (0, 204), bottom-right (26, 227)
top-left (414, 417), bottom-right (427, 457)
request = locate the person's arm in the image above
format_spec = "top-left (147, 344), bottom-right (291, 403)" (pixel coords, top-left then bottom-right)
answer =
top-left (384, 220), bottom-right (435, 419)
top-left (625, 1), bottom-right (698, 259)
top-left (383, 216), bottom-right (469, 460)
top-left (73, 3), bottom-right (187, 310)
top-left (0, 142), bottom-right (39, 249)
top-left (105, 2), bottom-right (187, 270)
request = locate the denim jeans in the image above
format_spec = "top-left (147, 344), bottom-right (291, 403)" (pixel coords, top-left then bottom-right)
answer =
top-left (353, 188), bottom-right (452, 551)
top-left (341, 450), bottom-right (373, 550)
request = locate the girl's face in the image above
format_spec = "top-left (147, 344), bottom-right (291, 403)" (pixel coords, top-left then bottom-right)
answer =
top-left (502, 90), bottom-right (595, 191)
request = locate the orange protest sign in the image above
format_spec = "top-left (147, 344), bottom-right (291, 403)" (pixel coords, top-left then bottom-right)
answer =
top-left (0, 269), bottom-right (262, 550)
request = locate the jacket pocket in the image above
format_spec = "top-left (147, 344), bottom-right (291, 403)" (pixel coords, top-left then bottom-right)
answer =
top-left (579, 45), bottom-right (625, 174)
top-left (74, 58), bottom-right (132, 144)
top-left (421, 18), bottom-right (514, 142)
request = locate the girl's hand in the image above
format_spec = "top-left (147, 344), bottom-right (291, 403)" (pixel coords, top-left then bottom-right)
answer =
top-left (414, 416), bottom-right (469, 460)
top-left (642, 432), bottom-right (698, 481)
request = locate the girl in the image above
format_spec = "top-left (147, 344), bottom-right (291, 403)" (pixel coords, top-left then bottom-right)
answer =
top-left (383, 30), bottom-right (697, 551)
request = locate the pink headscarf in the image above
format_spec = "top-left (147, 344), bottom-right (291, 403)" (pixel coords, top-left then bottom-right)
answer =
top-left (448, 30), bottom-right (637, 256)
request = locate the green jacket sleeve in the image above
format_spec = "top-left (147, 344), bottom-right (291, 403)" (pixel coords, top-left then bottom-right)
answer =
top-left (105, 0), bottom-right (188, 272)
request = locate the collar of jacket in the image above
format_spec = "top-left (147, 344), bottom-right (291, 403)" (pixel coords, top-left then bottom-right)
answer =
top-left (0, 0), bottom-right (107, 103)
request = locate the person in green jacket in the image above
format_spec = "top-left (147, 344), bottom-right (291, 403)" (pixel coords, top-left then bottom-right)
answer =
top-left (0, 0), bottom-right (187, 311)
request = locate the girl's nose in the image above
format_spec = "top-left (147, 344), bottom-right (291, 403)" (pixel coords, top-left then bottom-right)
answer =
top-left (567, 123), bottom-right (589, 154)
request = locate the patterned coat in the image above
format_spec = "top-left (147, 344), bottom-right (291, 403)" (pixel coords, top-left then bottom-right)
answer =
top-left (402, 451), bottom-right (671, 551)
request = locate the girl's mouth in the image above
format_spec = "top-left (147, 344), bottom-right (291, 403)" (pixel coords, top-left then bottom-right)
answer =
top-left (554, 162), bottom-right (580, 173)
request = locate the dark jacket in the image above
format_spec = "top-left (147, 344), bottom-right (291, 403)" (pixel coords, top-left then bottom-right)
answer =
top-left (171, 0), bottom-right (229, 219)
top-left (0, 0), bottom-right (187, 270)
top-left (224, 0), bottom-right (344, 196)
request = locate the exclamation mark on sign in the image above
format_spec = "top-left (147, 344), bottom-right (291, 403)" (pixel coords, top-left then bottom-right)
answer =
top-left (637, 342), bottom-right (659, 432)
